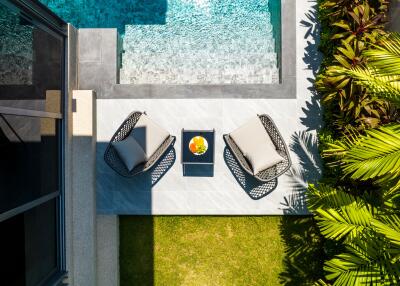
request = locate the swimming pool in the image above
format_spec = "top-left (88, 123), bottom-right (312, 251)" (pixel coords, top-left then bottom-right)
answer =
top-left (41, 0), bottom-right (281, 84)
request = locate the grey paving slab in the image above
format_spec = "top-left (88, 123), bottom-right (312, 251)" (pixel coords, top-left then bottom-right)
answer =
top-left (78, 29), bottom-right (119, 95)
top-left (106, 78), bottom-right (295, 99)
top-left (78, 30), bottom-right (102, 62)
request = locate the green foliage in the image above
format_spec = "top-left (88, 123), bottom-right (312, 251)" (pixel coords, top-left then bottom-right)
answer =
top-left (313, 1), bottom-right (400, 285)
top-left (316, 0), bottom-right (396, 131)
top-left (333, 33), bottom-right (400, 107)
top-left (323, 125), bottom-right (400, 183)
top-left (307, 185), bottom-right (400, 285)
top-left (365, 32), bottom-right (400, 76)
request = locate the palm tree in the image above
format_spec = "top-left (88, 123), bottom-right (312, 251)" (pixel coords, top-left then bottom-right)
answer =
top-left (307, 184), bottom-right (400, 285)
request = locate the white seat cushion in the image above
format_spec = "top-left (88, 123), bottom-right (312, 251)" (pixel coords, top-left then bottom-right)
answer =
top-left (130, 114), bottom-right (170, 160)
top-left (112, 135), bottom-right (146, 171)
top-left (229, 116), bottom-right (284, 175)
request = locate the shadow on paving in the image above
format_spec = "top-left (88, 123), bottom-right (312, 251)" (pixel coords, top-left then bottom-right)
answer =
top-left (278, 216), bottom-right (325, 285)
top-left (96, 141), bottom-right (176, 214)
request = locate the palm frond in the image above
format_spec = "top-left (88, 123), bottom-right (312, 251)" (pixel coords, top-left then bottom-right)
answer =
top-left (315, 205), bottom-right (373, 241)
top-left (324, 235), bottom-right (400, 285)
top-left (307, 184), bottom-right (361, 211)
top-left (365, 33), bottom-right (400, 76)
top-left (380, 180), bottom-right (400, 209)
top-left (324, 246), bottom-right (382, 285)
top-left (339, 125), bottom-right (400, 181)
top-left (313, 279), bottom-right (332, 286)
top-left (332, 65), bottom-right (400, 106)
top-left (372, 216), bottom-right (400, 247)
top-left (322, 127), bottom-right (362, 163)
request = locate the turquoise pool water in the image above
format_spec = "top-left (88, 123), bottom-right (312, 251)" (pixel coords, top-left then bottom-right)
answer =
top-left (41, 0), bottom-right (281, 84)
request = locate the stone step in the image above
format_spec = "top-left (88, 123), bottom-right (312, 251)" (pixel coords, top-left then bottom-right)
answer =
top-left (123, 36), bottom-right (276, 55)
top-left (124, 26), bottom-right (275, 48)
top-left (124, 20), bottom-right (274, 34)
top-left (121, 52), bottom-right (278, 69)
top-left (120, 65), bottom-right (279, 84)
top-left (122, 42), bottom-right (276, 56)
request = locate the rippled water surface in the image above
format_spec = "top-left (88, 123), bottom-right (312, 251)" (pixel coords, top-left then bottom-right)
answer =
top-left (41, 0), bottom-right (281, 84)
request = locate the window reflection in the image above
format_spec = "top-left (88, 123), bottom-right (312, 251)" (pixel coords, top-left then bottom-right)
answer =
top-left (0, 4), bottom-right (62, 114)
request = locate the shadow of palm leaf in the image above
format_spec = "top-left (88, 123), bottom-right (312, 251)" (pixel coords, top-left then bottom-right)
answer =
top-left (279, 2), bottom-right (326, 284)
top-left (300, 0), bottom-right (323, 133)
top-left (300, 94), bottom-right (323, 132)
top-left (301, 3), bottom-right (321, 78)
top-left (223, 147), bottom-right (278, 200)
top-left (282, 131), bottom-right (322, 214)
top-left (279, 216), bottom-right (325, 286)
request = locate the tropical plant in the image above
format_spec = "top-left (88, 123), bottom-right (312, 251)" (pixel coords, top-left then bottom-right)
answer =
top-left (330, 3), bottom-right (386, 44)
top-left (323, 124), bottom-right (400, 184)
top-left (307, 184), bottom-right (400, 285)
top-left (319, 0), bottom-right (388, 21)
top-left (316, 1), bottom-right (393, 131)
top-left (310, 1), bottom-right (400, 285)
top-left (332, 32), bottom-right (400, 106)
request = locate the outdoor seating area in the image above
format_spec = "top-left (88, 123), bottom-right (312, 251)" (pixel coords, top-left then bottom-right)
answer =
top-left (96, 97), bottom-right (315, 215)
top-left (105, 111), bottom-right (291, 186)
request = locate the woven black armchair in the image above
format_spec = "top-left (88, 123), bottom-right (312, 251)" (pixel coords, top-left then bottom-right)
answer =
top-left (223, 114), bottom-right (291, 182)
top-left (104, 111), bottom-right (176, 177)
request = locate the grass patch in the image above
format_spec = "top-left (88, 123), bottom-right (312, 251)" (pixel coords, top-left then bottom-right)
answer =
top-left (120, 216), bottom-right (323, 286)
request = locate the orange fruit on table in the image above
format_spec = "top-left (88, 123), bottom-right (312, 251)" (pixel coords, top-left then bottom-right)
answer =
top-left (189, 143), bottom-right (197, 153)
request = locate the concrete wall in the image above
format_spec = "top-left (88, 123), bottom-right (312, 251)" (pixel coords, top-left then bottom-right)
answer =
top-left (65, 26), bottom-right (120, 286)
top-left (71, 90), bottom-right (97, 286)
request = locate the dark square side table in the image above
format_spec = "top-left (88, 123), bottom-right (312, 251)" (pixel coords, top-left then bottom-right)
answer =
top-left (181, 129), bottom-right (215, 177)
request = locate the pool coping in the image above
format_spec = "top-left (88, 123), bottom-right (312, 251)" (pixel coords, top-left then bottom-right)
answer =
top-left (105, 0), bottom-right (296, 99)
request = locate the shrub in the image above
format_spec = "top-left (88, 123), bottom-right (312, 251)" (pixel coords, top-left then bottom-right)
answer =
top-left (311, 1), bottom-right (400, 285)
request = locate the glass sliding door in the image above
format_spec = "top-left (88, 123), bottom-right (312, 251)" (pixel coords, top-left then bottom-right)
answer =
top-left (0, 199), bottom-right (59, 286)
top-left (0, 114), bottom-right (60, 213)
top-left (0, 0), bottom-right (67, 285)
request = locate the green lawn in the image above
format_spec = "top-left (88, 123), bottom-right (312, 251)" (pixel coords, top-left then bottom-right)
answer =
top-left (120, 216), bottom-right (324, 286)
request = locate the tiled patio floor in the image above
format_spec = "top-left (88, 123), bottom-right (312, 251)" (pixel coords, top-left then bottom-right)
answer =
top-left (96, 97), bottom-right (321, 214)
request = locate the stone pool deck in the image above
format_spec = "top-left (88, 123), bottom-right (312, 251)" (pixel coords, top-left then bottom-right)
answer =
top-left (77, 0), bottom-right (322, 215)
